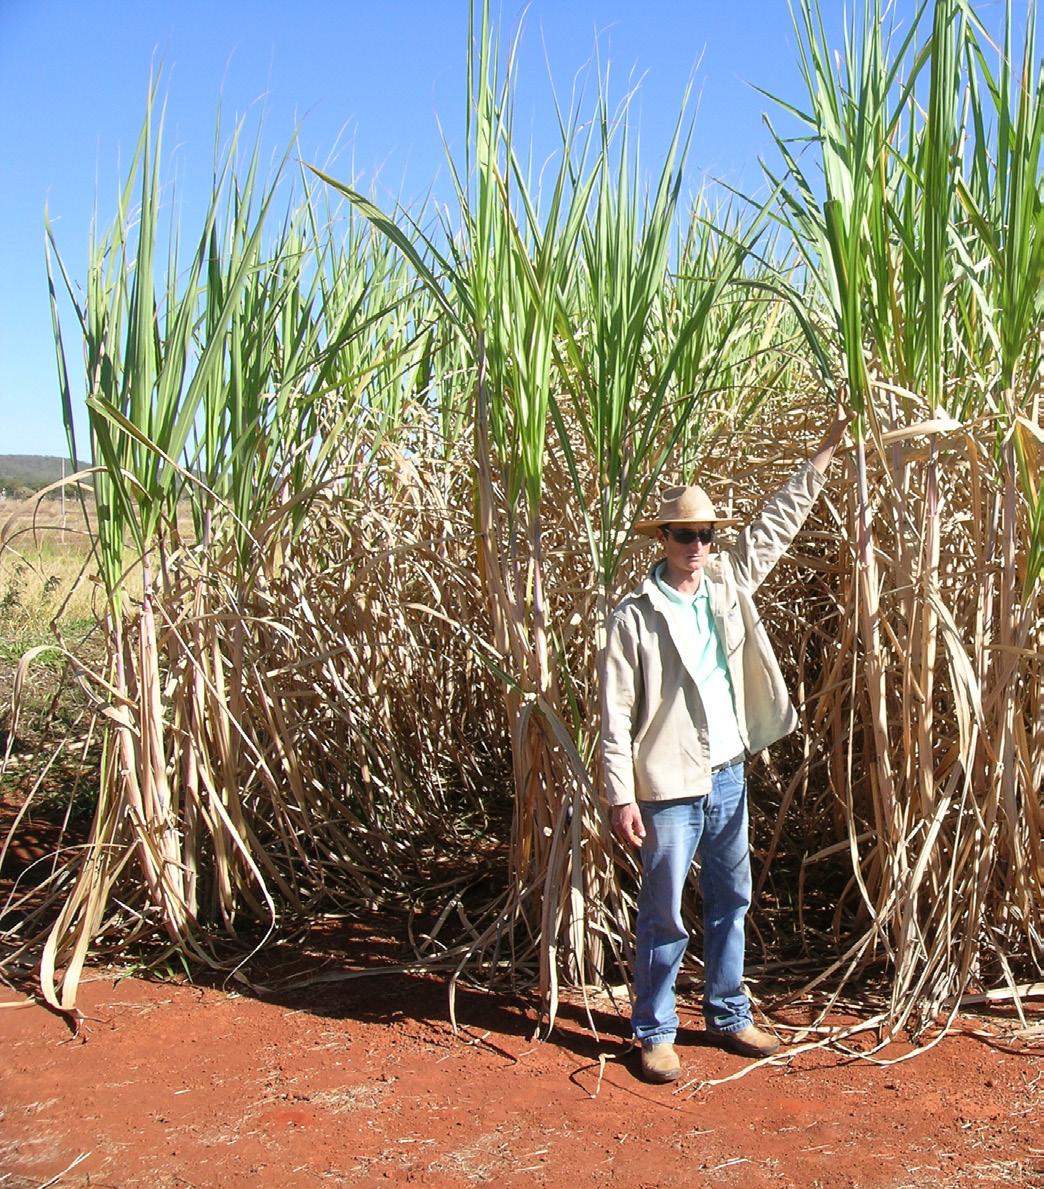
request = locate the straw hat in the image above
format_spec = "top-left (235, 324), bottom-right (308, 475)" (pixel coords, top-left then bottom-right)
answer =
top-left (634, 484), bottom-right (740, 538)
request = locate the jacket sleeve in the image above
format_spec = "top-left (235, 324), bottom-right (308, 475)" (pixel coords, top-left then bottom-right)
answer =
top-left (600, 608), bottom-right (642, 807)
top-left (728, 458), bottom-right (828, 592)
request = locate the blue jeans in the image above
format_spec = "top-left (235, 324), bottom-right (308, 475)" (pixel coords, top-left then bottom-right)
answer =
top-left (631, 760), bottom-right (752, 1045)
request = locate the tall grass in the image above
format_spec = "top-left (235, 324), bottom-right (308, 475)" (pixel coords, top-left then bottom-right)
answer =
top-left (2, 0), bottom-right (1038, 1047)
top-left (758, 0), bottom-right (1041, 1041)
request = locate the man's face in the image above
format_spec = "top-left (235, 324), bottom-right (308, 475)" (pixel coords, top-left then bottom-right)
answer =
top-left (659, 522), bottom-right (715, 576)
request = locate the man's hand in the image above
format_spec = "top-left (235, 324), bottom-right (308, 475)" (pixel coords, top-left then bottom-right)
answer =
top-left (610, 802), bottom-right (646, 848)
top-left (829, 384), bottom-right (856, 439)
top-left (810, 385), bottom-right (856, 474)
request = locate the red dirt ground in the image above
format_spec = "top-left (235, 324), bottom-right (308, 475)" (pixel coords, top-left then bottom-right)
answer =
top-left (1, 929), bottom-right (1041, 1189)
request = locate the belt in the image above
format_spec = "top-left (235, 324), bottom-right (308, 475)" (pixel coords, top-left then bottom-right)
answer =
top-left (711, 752), bottom-right (745, 774)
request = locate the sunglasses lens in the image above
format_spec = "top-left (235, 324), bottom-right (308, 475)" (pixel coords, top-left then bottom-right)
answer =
top-left (666, 527), bottom-right (714, 544)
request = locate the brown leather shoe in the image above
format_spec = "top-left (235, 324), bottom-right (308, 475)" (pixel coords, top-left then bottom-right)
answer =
top-left (640, 1042), bottom-right (681, 1083)
top-left (706, 1024), bottom-right (780, 1058)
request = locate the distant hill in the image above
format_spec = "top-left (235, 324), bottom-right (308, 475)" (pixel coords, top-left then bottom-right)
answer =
top-left (0, 455), bottom-right (91, 499)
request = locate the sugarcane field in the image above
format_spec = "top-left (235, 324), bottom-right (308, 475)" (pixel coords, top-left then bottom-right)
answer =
top-left (0, 0), bottom-right (1040, 1185)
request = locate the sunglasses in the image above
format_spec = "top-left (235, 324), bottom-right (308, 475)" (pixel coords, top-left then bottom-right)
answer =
top-left (662, 526), bottom-right (715, 545)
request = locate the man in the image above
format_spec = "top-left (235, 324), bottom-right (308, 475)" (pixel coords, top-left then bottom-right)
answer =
top-left (601, 406), bottom-right (850, 1083)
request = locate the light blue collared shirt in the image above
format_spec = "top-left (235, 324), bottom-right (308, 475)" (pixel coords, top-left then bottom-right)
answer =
top-left (653, 561), bottom-right (745, 766)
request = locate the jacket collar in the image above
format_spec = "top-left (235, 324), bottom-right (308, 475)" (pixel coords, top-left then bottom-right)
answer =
top-left (639, 556), bottom-right (725, 611)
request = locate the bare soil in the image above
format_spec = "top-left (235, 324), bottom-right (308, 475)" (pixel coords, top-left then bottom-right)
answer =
top-left (1, 919), bottom-right (1041, 1189)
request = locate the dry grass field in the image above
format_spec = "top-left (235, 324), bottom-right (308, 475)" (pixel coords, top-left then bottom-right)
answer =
top-left (0, 496), bottom-right (101, 648)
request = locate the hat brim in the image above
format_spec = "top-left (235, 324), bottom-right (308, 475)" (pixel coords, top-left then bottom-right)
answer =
top-left (634, 516), bottom-right (741, 539)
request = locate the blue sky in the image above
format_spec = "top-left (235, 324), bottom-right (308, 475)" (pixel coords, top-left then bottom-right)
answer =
top-left (0, 1), bottom-right (1016, 457)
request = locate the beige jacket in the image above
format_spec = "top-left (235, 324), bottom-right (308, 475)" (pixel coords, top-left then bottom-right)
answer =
top-left (601, 459), bottom-right (827, 806)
